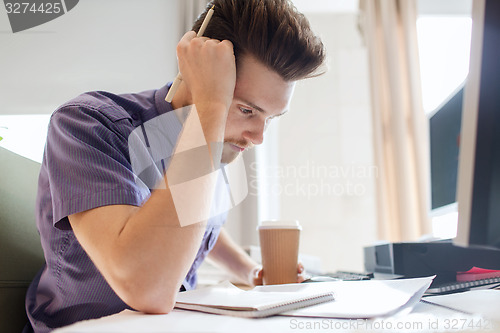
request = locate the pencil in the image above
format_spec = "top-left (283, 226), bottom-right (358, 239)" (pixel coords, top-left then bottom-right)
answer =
top-left (165, 5), bottom-right (215, 103)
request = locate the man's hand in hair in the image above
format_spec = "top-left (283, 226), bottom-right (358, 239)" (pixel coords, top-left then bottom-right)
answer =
top-left (176, 31), bottom-right (236, 115)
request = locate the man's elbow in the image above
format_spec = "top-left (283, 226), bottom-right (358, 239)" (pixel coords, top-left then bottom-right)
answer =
top-left (106, 253), bottom-right (182, 314)
top-left (110, 269), bottom-right (178, 314)
top-left (121, 285), bottom-right (177, 314)
top-left (132, 296), bottom-right (176, 315)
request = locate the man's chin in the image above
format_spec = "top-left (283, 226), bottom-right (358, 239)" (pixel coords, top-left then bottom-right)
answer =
top-left (221, 148), bottom-right (239, 164)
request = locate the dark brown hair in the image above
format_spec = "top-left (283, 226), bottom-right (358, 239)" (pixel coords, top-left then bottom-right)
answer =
top-left (192, 0), bottom-right (326, 81)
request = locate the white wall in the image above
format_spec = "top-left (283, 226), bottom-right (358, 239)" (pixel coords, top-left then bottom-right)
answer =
top-left (0, 0), bottom-right (180, 115)
top-left (255, 13), bottom-right (377, 273)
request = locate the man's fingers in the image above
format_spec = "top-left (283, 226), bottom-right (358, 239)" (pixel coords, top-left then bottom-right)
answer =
top-left (177, 31), bottom-right (196, 55)
top-left (219, 39), bottom-right (234, 48)
top-left (179, 32), bottom-right (218, 45)
top-left (249, 265), bottom-right (263, 286)
top-left (180, 30), bottom-right (197, 42)
top-left (297, 262), bottom-right (307, 283)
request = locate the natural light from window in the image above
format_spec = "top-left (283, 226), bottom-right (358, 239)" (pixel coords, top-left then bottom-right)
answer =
top-left (417, 16), bottom-right (472, 114)
top-left (417, 15), bottom-right (472, 239)
top-left (0, 114), bottom-right (50, 164)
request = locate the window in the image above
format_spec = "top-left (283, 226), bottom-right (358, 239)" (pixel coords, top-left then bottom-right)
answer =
top-left (417, 16), bottom-right (472, 114)
top-left (417, 4), bottom-right (472, 238)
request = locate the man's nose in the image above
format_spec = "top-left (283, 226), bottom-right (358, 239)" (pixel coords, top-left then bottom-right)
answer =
top-left (243, 118), bottom-right (266, 146)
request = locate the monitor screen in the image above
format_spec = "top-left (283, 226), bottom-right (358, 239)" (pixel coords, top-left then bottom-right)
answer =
top-left (429, 86), bottom-right (463, 212)
top-left (454, 0), bottom-right (500, 249)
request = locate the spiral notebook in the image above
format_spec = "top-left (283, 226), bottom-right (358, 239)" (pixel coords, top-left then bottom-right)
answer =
top-left (175, 281), bottom-right (335, 318)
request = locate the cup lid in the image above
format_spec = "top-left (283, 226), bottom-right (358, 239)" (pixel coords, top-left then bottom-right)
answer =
top-left (257, 220), bottom-right (302, 230)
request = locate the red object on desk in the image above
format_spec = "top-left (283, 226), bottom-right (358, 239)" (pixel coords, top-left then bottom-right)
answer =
top-left (457, 267), bottom-right (500, 282)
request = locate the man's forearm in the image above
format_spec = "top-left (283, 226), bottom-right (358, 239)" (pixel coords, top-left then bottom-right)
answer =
top-left (208, 228), bottom-right (260, 285)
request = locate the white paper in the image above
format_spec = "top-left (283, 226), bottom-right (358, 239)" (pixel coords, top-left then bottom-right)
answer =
top-left (176, 277), bottom-right (433, 318)
top-left (424, 289), bottom-right (500, 322)
top-left (253, 276), bottom-right (434, 318)
top-left (175, 280), bottom-right (331, 310)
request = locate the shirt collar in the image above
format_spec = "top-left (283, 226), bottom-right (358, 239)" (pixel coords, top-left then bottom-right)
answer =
top-left (154, 82), bottom-right (174, 116)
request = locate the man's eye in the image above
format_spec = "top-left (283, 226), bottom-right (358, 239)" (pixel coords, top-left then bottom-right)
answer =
top-left (239, 107), bottom-right (253, 115)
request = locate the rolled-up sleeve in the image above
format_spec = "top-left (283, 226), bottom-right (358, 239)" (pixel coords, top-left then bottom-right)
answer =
top-left (44, 103), bottom-right (150, 229)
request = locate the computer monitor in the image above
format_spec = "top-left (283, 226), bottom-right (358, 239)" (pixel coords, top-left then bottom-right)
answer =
top-left (429, 84), bottom-right (463, 215)
top-left (454, 0), bottom-right (500, 249)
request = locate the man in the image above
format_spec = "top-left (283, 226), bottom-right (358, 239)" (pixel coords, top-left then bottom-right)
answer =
top-left (25, 0), bottom-right (325, 331)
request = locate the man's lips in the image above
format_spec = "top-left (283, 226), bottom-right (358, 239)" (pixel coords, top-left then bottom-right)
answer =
top-left (229, 143), bottom-right (245, 152)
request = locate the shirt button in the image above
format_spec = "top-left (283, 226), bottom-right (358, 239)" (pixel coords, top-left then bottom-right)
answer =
top-left (131, 113), bottom-right (139, 120)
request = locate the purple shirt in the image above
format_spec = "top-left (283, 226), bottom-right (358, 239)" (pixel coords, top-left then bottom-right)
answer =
top-left (25, 84), bottom-right (226, 332)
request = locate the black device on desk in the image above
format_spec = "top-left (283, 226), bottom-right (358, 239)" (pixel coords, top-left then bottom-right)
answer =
top-left (363, 241), bottom-right (500, 285)
top-left (365, 0), bottom-right (500, 294)
top-left (303, 271), bottom-right (373, 283)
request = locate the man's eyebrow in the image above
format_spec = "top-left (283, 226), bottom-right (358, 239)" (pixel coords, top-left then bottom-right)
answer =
top-left (241, 100), bottom-right (288, 117)
top-left (241, 100), bottom-right (266, 114)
